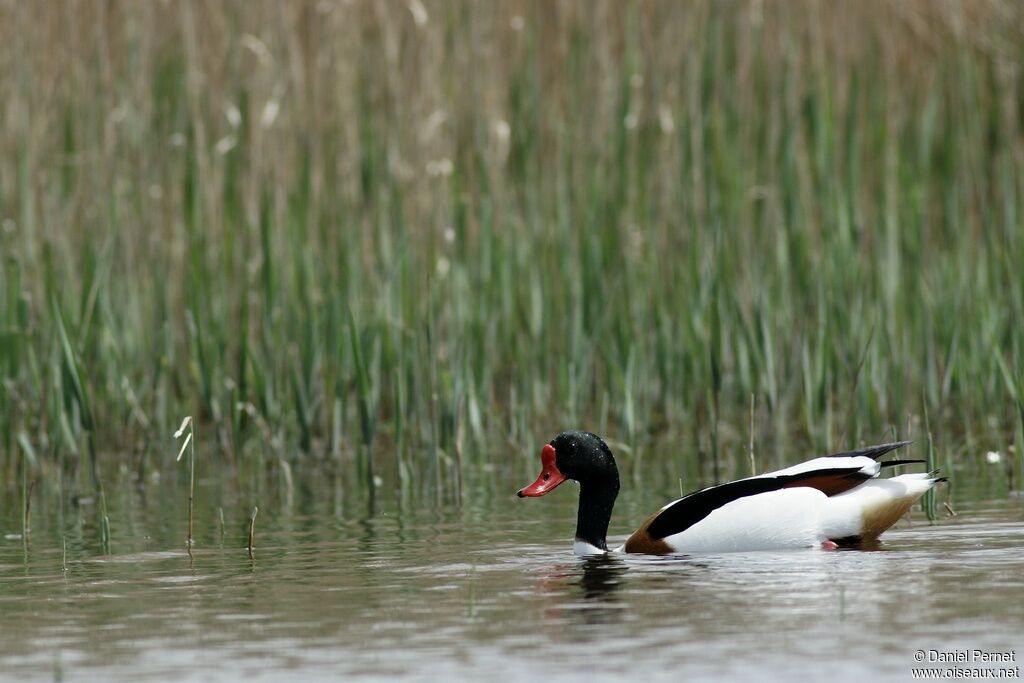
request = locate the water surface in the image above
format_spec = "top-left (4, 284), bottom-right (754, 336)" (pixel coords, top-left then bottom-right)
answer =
top-left (1, 481), bottom-right (1021, 682)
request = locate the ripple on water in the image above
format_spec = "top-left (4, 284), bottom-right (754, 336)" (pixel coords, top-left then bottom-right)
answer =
top-left (0, 500), bottom-right (1021, 682)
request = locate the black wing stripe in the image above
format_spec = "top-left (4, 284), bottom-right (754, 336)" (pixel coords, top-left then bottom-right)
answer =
top-left (646, 467), bottom-right (867, 540)
top-left (878, 459), bottom-right (926, 468)
top-left (824, 441), bottom-right (912, 460)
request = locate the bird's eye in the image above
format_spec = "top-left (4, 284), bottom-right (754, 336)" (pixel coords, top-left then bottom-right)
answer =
top-left (543, 473), bottom-right (550, 481)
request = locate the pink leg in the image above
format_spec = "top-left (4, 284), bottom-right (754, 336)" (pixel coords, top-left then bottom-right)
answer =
top-left (821, 540), bottom-right (839, 550)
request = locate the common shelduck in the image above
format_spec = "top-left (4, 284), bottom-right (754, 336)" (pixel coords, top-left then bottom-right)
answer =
top-left (517, 431), bottom-right (946, 555)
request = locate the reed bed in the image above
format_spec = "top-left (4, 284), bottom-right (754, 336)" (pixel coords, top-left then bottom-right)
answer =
top-left (0, 1), bottom-right (1022, 507)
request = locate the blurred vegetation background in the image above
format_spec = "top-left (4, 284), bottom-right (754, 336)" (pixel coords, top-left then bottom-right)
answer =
top-left (1, 0), bottom-right (1022, 504)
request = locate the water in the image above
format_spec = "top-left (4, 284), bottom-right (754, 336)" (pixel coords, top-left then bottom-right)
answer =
top-left (1, 476), bottom-right (1022, 682)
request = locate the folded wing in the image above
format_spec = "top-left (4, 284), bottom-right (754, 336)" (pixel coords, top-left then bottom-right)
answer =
top-left (625, 441), bottom-right (916, 552)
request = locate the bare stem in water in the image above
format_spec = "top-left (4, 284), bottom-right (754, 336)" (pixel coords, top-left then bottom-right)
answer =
top-left (25, 479), bottom-right (35, 534)
top-left (174, 416), bottom-right (196, 548)
top-left (18, 434), bottom-right (37, 544)
top-left (748, 393), bottom-right (756, 476)
top-left (247, 506), bottom-right (259, 559)
top-left (188, 427), bottom-right (195, 547)
top-left (21, 472), bottom-right (30, 542)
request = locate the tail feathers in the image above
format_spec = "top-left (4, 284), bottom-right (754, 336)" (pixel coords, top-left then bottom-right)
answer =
top-left (887, 471), bottom-right (946, 492)
top-left (824, 469), bottom-right (947, 543)
top-left (825, 440), bottom-right (913, 461)
top-left (858, 472), bottom-right (944, 540)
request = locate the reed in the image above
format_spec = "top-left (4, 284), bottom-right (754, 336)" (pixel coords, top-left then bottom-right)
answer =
top-left (0, 1), bottom-right (1020, 502)
top-left (174, 416), bottom-right (196, 548)
top-left (247, 506), bottom-right (259, 559)
top-left (17, 432), bottom-right (36, 541)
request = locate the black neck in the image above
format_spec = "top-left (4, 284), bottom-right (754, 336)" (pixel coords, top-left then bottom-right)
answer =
top-left (575, 477), bottom-right (619, 551)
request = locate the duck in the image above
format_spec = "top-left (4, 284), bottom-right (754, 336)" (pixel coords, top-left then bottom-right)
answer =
top-left (517, 431), bottom-right (946, 555)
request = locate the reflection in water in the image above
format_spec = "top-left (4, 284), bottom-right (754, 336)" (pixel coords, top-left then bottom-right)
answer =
top-left (571, 556), bottom-right (629, 629)
top-left (534, 555), bottom-right (628, 631)
top-left (578, 555), bottom-right (627, 601)
top-left (840, 537), bottom-right (882, 552)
